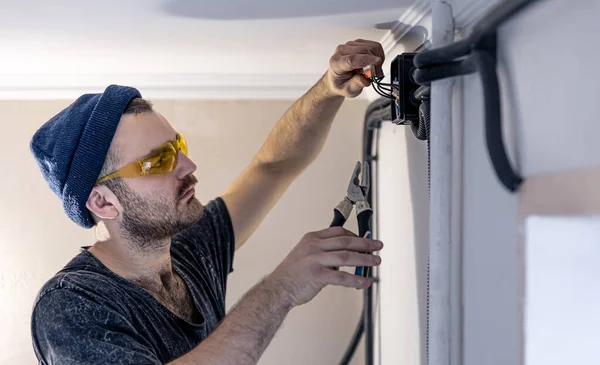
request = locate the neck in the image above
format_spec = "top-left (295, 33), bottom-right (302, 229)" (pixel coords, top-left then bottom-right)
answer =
top-left (89, 230), bottom-right (176, 290)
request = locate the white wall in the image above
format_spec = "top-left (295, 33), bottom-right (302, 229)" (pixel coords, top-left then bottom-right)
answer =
top-left (372, 10), bottom-right (432, 365)
top-left (0, 98), bottom-right (369, 365)
top-left (454, 0), bottom-right (600, 364)
top-left (377, 122), bottom-right (429, 365)
top-left (459, 69), bottom-right (520, 365)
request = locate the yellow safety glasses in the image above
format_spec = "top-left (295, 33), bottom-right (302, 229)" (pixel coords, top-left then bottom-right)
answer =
top-left (96, 133), bottom-right (188, 185)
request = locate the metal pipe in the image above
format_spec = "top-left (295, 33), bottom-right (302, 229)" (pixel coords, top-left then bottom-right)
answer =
top-left (428, 1), bottom-right (454, 365)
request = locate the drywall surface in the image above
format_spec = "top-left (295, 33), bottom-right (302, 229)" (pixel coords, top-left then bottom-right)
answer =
top-left (525, 216), bottom-right (600, 365)
top-left (0, 98), bottom-right (368, 365)
top-left (455, 1), bottom-right (600, 365)
top-left (377, 123), bottom-right (429, 365)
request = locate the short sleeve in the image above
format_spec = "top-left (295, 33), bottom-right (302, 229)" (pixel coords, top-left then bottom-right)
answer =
top-left (32, 288), bottom-right (161, 365)
top-left (174, 197), bottom-right (236, 285)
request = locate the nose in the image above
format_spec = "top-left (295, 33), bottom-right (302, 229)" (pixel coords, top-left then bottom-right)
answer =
top-left (176, 151), bottom-right (197, 179)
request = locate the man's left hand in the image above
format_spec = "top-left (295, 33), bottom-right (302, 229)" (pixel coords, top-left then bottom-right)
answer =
top-left (324, 39), bottom-right (385, 98)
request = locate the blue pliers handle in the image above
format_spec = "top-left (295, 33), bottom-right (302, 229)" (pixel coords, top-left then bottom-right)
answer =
top-left (329, 161), bottom-right (373, 279)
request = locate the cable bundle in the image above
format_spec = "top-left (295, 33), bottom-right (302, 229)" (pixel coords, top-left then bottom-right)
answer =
top-left (409, 0), bottom-right (544, 192)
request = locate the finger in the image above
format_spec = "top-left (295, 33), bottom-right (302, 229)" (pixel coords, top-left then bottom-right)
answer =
top-left (345, 39), bottom-right (385, 59)
top-left (335, 44), bottom-right (377, 57)
top-left (321, 269), bottom-right (372, 289)
top-left (316, 251), bottom-right (382, 267)
top-left (375, 64), bottom-right (385, 79)
top-left (351, 73), bottom-right (371, 89)
top-left (312, 226), bottom-right (358, 239)
top-left (330, 53), bottom-right (383, 74)
top-left (319, 236), bottom-right (383, 252)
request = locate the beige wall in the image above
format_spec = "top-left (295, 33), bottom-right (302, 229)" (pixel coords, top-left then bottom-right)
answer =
top-left (0, 98), bottom-right (369, 365)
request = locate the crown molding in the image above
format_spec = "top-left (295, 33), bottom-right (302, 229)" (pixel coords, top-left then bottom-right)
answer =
top-left (1, 1), bottom-right (440, 101)
top-left (0, 73), bottom-right (329, 100)
top-left (379, 0), bottom-right (431, 54)
top-left (365, 0), bottom-right (431, 101)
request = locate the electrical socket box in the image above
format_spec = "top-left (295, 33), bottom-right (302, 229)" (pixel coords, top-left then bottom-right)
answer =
top-left (390, 53), bottom-right (420, 124)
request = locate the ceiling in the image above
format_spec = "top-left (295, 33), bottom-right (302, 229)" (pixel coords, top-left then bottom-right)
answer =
top-left (0, 0), bottom-right (419, 99)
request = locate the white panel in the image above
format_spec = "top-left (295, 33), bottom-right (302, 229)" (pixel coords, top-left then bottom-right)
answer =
top-left (377, 122), bottom-right (428, 365)
top-left (461, 69), bottom-right (519, 365)
top-left (525, 216), bottom-right (600, 365)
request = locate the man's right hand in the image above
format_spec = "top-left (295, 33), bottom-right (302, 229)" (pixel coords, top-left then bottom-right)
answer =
top-left (170, 226), bottom-right (382, 365)
top-left (268, 227), bottom-right (384, 307)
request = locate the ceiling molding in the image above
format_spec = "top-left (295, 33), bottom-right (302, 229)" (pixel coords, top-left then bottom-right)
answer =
top-left (379, 0), bottom-right (431, 54)
top-left (366, 0), bottom-right (430, 101)
top-left (0, 73), bottom-right (334, 100)
top-left (1, 2), bottom-right (432, 101)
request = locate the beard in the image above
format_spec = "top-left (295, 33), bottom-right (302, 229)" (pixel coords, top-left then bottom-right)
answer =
top-left (108, 174), bottom-right (203, 252)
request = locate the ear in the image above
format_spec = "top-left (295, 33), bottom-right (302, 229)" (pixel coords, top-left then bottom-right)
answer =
top-left (86, 185), bottom-right (120, 221)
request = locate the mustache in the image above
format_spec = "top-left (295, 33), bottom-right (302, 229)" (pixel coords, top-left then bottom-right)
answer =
top-left (178, 174), bottom-right (198, 198)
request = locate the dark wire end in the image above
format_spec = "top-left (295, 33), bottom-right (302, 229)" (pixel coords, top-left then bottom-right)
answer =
top-left (370, 77), bottom-right (396, 100)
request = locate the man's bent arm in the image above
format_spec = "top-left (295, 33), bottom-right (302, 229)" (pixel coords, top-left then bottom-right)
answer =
top-left (222, 75), bottom-right (346, 248)
top-left (254, 76), bottom-right (344, 174)
top-left (169, 277), bottom-right (292, 365)
top-left (222, 41), bottom-right (385, 249)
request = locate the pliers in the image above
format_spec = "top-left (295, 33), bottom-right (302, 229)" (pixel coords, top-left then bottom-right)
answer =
top-left (330, 161), bottom-right (374, 278)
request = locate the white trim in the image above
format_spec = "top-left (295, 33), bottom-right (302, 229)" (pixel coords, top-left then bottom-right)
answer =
top-left (0, 73), bottom-right (327, 100)
top-left (379, 0), bottom-right (431, 54)
top-left (2, 0), bottom-right (438, 101)
top-left (366, 0), bottom-right (431, 101)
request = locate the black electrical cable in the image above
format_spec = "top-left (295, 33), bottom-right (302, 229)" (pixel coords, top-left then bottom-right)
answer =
top-left (370, 76), bottom-right (400, 100)
top-left (411, 99), bottom-right (430, 141)
top-left (339, 317), bottom-right (364, 365)
top-left (414, 38), bottom-right (472, 68)
top-left (414, 0), bottom-right (543, 68)
top-left (374, 79), bottom-right (395, 95)
top-left (414, 86), bottom-right (430, 101)
top-left (362, 102), bottom-right (389, 365)
top-left (412, 56), bottom-right (477, 85)
top-left (372, 83), bottom-right (395, 99)
top-left (376, 80), bottom-right (399, 91)
top-left (339, 98), bottom-right (390, 365)
top-left (376, 85), bottom-right (394, 94)
top-left (421, 99), bottom-right (431, 365)
top-left (411, 0), bottom-right (542, 192)
top-left (471, 48), bottom-right (523, 191)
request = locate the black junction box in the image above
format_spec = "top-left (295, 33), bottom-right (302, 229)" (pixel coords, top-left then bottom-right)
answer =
top-left (390, 53), bottom-right (420, 124)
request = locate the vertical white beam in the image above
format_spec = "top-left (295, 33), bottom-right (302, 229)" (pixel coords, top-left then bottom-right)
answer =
top-left (429, 1), bottom-right (455, 365)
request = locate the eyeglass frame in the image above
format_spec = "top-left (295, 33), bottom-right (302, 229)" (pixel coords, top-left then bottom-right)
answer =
top-left (95, 133), bottom-right (188, 185)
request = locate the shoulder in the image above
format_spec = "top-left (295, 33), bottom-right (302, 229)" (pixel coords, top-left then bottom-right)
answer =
top-left (32, 252), bottom-right (132, 318)
top-left (31, 280), bottom-right (161, 365)
top-left (31, 268), bottom-right (135, 339)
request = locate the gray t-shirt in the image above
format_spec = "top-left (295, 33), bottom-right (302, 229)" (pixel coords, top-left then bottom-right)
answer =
top-left (31, 197), bottom-right (235, 364)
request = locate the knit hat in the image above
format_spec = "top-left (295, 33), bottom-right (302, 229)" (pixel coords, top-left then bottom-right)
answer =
top-left (30, 85), bottom-right (142, 228)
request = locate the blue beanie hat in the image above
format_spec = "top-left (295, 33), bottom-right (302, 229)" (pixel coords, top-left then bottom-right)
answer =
top-left (30, 85), bottom-right (142, 228)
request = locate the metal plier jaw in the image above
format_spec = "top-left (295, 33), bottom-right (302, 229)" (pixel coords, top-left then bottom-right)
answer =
top-left (346, 161), bottom-right (370, 214)
top-left (330, 161), bottom-right (374, 279)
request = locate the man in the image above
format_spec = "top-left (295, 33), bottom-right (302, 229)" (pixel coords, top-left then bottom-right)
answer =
top-left (30, 39), bottom-right (385, 365)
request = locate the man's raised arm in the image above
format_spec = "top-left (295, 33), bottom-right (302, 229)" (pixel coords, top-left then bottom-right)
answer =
top-left (221, 40), bottom-right (385, 249)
